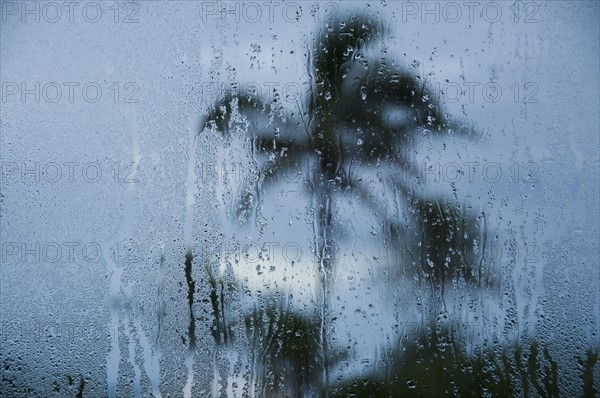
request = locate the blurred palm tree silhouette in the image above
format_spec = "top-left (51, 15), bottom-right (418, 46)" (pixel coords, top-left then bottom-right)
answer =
top-left (199, 12), bottom-right (592, 398)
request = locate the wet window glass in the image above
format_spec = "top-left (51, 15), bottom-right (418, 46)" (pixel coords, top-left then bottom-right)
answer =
top-left (1, 1), bottom-right (599, 396)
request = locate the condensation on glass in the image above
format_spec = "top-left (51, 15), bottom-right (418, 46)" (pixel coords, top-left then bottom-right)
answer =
top-left (0, 1), bottom-right (598, 397)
